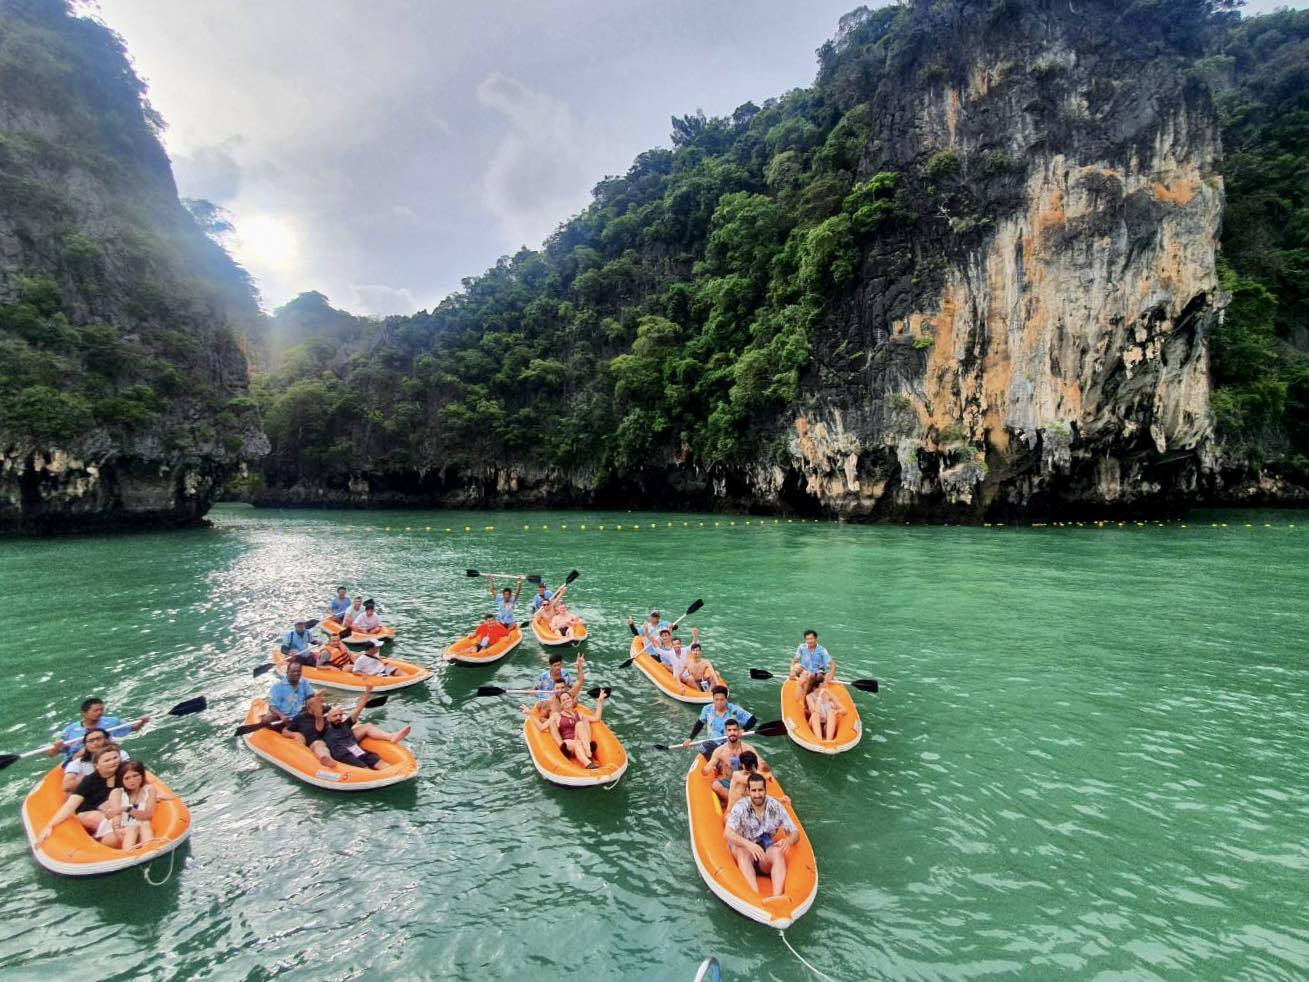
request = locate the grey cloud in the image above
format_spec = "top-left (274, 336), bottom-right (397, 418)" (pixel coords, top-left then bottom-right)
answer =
top-left (171, 143), bottom-right (242, 203)
top-left (350, 283), bottom-right (418, 317)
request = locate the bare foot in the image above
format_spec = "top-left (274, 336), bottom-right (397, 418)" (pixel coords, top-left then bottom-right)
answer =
top-left (394, 725), bottom-right (412, 742)
top-left (317, 754), bottom-right (336, 768)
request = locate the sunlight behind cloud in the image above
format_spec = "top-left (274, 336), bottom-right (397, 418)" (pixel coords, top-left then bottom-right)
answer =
top-left (232, 214), bottom-right (299, 271)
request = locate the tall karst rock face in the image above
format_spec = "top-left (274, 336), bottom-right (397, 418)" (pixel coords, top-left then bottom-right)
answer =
top-left (787, 0), bottom-right (1223, 519)
top-left (0, 0), bottom-right (265, 533)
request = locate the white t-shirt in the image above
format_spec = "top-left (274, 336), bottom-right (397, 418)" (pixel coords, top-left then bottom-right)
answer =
top-left (352, 651), bottom-right (394, 676)
top-left (63, 749), bottom-right (129, 778)
top-left (353, 611), bottom-right (382, 632)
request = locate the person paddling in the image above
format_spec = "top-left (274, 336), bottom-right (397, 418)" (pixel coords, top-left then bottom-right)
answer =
top-left (50, 697), bottom-right (148, 760)
top-left (280, 618), bottom-right (321, 664)
top-left (683, 686), bottom-right (755, 750)
top-left (725, 772), bottom-right (797, 897)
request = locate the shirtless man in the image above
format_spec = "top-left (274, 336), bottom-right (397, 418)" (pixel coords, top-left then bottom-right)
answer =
top-left (677, 631), bottom-right (721, 691)
top-left (701, 719), bottom-right (767, 802)
top-left (544, 592), bottom-right (583, 636)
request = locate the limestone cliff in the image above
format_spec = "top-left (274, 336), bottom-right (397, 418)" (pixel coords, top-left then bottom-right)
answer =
top-left (0, 0), bottom-right (265, 533)
top-left (789, 0), bottom-right (1223, 519)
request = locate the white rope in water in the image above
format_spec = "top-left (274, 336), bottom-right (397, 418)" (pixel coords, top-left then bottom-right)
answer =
top-left (143, 847), bottom-right (176, 886)
top-left (780, 930), bottom-right (837, 982)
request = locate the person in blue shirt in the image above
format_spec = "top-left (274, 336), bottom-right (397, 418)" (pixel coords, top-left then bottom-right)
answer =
top-left (51, 697), bottom-right (148, 760)
top-left (264, 661), bottom-right (315, 726)
top-left (790, 629), bottom-right (835, 686)
top-left (490, 575), bottom-right (524, 626)
top-left (531, 582), bottom-right (554, 613)
top-left (326, 587), bottom-right (352, 622)
top-left (533, 652), bottom-right (584, 702)
top-left (683, 686), bottom-right (755, 750)
top-left (280, 618), bottom-right (322, 664)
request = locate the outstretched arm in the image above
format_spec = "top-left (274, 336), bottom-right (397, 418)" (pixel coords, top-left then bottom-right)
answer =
top-left (513, 576), bottom-right (523, 601)
top-left (350, 686), bottom-right (373, 723)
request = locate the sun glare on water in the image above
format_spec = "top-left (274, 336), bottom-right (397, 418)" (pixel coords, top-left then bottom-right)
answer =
top-left (235, 214), bottom-right (298, 270)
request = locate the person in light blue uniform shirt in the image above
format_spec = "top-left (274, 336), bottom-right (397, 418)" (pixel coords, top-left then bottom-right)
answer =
top-left (327, 587), bottom-right (352, 621)
top-left (491, 575), bottom-right (524, 626)
top-left (534, 652), bottom-right (579, 701)
top-left (682, 685), bottom-right (756, 750)
top-left (531, 582), bottom-right (554, 612)
top-left (52, 696), bottom-right (147, 760)
top-left (280, 618), bottom-right (320, 660)
top-left (264, 661), bottom-right (315, 724)
top-left (790, 629), bottom-right (834, 684)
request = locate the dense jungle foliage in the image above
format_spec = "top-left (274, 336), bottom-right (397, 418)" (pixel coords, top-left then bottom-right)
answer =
top-left (249, 0), bottom-right (1307, 493)
top-left (0, 0), bottom-right (258, 455)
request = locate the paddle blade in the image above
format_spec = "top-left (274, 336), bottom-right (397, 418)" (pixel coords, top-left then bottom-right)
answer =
top-left (851, 678), bottom-right (880, 693)
top-left (0, 753), bottom-right (20, 771)
top-left (651, 744), bottom-right (671, 752)
top-left (304, 619), bottom-right (320, 630)
top-left (749, 668), bottom-right (775, 681)
top-left (466, 569), bottom-right (481, 577)
top-left (168, 696), bottom-right (208, 717)
top-left (364, 696), bottom-right (389, 708)
top-left (754, 719), bottom-right (788, 738)
top-left (252, 662), bottom-right (276, 678)
top-left (620, 655), bottom-right (636, 669)
top-left (564, 569), bottom-right (580, 585)
top-left (475, 686), bottom-right (508, 697)
top-left (232, 722), bottom-right (268, 737)
top-left (526, 575), bottom-right (542, 585)
top-left (587, 686), bottom-right (612, 699)
top-left (685, 598), bottom-right (704, 617)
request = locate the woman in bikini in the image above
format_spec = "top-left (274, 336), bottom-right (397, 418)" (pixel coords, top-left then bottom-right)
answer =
top-left (547, 689), bottom-right (607, 769)
top-left (804, 673), bottom-right (844, 741)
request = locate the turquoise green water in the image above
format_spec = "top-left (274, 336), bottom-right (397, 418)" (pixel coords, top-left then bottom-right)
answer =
top-left (1, 505), bottom-right (1307, 980)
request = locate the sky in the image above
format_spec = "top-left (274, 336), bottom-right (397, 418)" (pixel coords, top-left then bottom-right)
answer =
top-left (92, 0), bottom-right (1306, 317)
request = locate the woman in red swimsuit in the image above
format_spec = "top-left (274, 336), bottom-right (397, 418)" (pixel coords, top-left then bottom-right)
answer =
top-left (547, 689), bottom-right (607, 769)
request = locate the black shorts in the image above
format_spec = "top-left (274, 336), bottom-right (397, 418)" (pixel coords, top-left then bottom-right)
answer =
top-left (330, 745), bottom-right (380, 768)
top-left (560, 740), bottom-right (598, 759)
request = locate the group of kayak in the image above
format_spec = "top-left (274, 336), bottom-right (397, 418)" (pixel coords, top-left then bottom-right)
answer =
top-left (13, 569), bottom-right (879, 934)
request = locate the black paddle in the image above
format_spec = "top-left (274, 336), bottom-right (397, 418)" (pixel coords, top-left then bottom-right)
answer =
top-left (233, 695), bottom-right (389, 736)
top-left (466, 570), bottom-right (543, 583)
top-left (749, 667), bottom-right (879, 693)
top-left (621, 599), bottom-right (704, 668)
top-left (475, 685), bottom-right (611, 699)
top-left (0, 696), bottom-right (209, 772)
top-left (651, 719), bottom-right (787, 751)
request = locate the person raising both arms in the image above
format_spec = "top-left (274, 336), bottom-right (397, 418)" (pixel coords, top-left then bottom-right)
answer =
top-left (490, 575), bottom-right (524, 627)
top-left (683, 686), bottom-right (755, 750)
top-left (724, 771), bottom-right (797, 897)
top-left (626, 610), bottom-right (666, 650)
top-left (50, 697), bottom-right (148, 760)
top-left (35, 744), bottom-right (128, 848)
top-left (640, 626), bottom-right (679, 674)
top-left (790, 629), bottom-right (835, 687)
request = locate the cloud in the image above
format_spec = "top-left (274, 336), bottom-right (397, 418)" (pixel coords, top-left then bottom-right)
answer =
top-left (170, 142), bottom-right (242, 203)
top-left (350, 283), bottom-right (418, 316)
top-left (476, 72), bottom-right (595, 248)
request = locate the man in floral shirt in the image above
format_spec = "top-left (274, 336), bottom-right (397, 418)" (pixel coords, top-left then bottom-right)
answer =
top-left (724, 772), bottom-right (797, 895)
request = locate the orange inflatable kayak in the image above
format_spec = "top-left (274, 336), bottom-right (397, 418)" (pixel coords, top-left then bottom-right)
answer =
top-left (21, 766), bottom-right (191, 877)
top-left (271, 649), bottom-right (432, 693)
top-left (685, 756), bottom-right (817, 927)
top-left (522, 704), bottom-right (627, 787)
top-left (781, 678), bottom-right (861, 754)
top-left (320, 618), bottom-right (396, 643)
top-left (629, 637), bottom-right (727, 704)
top-left (241, 698), bottom-right (419, 791)
top-left (444, 625), bottom-right (523, 665)
top-left (531, 610), bottom-right (588, 646)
